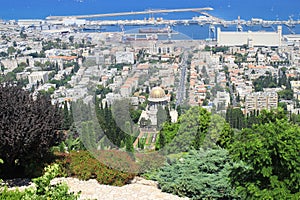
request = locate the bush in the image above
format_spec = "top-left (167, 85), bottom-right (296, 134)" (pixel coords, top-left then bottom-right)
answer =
top-left (0, 188), bottom-right (25, 200)
top-left (0, 164), bottom-right (80, 200)
top-left (229, 118), bottom-right (300, 199)
top-left (154, 149), bottom-right (239, 200)
top-left (55, 151), bottom-right (135, 186)
top-left (0, 84), bottom-right (64, 178)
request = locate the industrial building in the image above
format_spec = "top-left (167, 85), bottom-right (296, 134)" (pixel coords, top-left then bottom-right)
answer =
top-left (217, 26), bottom-right (282, 47)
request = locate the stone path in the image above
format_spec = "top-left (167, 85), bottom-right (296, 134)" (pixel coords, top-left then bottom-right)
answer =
top-left (51, 176), bottom-right (189, 200)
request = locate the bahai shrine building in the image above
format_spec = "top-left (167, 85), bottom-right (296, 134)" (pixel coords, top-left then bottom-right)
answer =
top-left (139, 86), bottom-right (169, 127)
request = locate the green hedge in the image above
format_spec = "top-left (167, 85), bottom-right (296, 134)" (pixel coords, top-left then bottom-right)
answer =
top-left (55, 151), bottom-right (136, 186)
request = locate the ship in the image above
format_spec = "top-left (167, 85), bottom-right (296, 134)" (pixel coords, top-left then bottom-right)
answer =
top-left (82, 25), bottom-right (106, 31)
top-left (123, 34), bottom-right (158, 42)
top-left (138, 27), bottom-right (171, 34)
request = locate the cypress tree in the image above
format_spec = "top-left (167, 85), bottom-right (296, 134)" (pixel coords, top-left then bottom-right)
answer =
top-left (159, 132), bottom-right (166, 150)
top-left (63, 100), bottom-right (71, 130)
top-left (125, 136), bottom-right (134, 153)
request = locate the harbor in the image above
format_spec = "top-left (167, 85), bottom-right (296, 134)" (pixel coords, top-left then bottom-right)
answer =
top-left (4, 7), bottom-right (300, 40)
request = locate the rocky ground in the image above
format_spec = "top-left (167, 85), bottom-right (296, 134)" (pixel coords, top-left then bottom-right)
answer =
top-left (4, 177), bottom-right (188, 200)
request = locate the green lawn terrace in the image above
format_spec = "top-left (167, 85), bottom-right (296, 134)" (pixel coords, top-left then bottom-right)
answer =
top-left (134, 128), bottom-right (158, 150)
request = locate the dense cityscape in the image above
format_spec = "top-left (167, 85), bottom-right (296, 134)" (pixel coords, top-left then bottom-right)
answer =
top-left (0, 4), bottom-right (300, 200)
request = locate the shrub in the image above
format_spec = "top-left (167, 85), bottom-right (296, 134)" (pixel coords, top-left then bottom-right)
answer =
top-left (55, 151), bottom-right (135, 186)
top-left (154, 149), bottom-right (239, 200)
top-left (0, 164), bottom-right (80, 200)
top-left (229, 118), bottom-right (300, 199)
top-left (0, 84), bottom-right (64, 178)
top-left (0, 188), bottom-right (25, 200)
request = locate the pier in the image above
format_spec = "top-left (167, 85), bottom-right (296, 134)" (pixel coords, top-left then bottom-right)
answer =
top-left (14, 7), bottom-right (300, 34)
top-left (46, 7), bottom-right (213, 20)
top-left (73, 18), bottom-right (300, 31)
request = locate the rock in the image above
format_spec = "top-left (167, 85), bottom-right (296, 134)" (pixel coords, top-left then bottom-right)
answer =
top-left (130, 176), bottom-right (158, 187)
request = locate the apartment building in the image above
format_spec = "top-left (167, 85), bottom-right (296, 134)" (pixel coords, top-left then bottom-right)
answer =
top-left (245, 92), bottom-right (278, 114)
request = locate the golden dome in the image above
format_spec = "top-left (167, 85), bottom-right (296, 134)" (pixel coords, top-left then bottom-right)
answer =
top-left (149, 87), bottom-right (166, 99)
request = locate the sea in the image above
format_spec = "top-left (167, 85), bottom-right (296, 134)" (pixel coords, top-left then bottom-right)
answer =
top-left (1, 0), bottom-right (300, 40)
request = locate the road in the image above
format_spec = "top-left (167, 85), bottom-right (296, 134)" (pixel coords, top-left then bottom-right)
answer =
top-left (225, 70), bottom-right (237, 107)
top-left (175, 52), bottom-right (188, 108)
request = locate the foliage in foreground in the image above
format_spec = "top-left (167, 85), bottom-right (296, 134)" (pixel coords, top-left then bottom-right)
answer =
top-left (0, 164), bottom-right (80, 200)
top-left (153, 149), bottom-right (239, 200)
top-left (229, 117), bottom-right (300, 199)
top-left (157, 107), bottom-right (211, 154)
top-left (157, 106), bottom-right (234, 154)
top-left (0, 84), bottom-right (64, 178)
top-left (55, 150), bottom-right (136, 186)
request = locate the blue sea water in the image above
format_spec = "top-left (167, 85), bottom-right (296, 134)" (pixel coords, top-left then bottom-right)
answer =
top-left (1, 0), bottom-right (300, 39)
top-left (1, 0), bottom-right (299, 21)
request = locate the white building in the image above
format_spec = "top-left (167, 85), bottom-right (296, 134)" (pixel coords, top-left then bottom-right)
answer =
top-left (213, 91), bottom-right (230, 111)
top-left (142, 87), bottom-right (169, 126)
top-left (217, 26), bottom-right (282, 47)
top-left (245, 92), bottom-right (278, 114)
top-left (18, 19), bottom-right (44, 27)
top-left (28, 71), bottom-right (49, 84)
top-left (283, 34), bottom-right (300, 45)
top-left (116, 51), bottom-right (134, 64)
top-left (120, 85), bottom-right (131, 97)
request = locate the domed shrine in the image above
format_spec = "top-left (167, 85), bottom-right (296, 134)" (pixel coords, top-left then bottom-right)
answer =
top-left (149, 86), bottom-right (166, 99)
top-left (148, 87), bottom-right (169, 110)
top-left (139, 86), bottom-right (169, 127)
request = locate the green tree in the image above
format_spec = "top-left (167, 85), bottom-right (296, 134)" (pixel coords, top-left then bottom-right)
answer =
top-left (192, 107), bottom-right (211, 150)
top-left (129, 107), bottom-right (142, 124)
top-left (157, 105), bottom-right (167, 129)
top-left (125, 136), bottom-right (134, 153)
top-left (164, 106), bottom-right (210, 153)
top-left (3, 72), bottom-right (16, 82)
top-left (165, 105), bottom-right (171, 123)
top-left (257, 108), bottom-right (287, 124)
top-left (69, 36), bottom-right (74, 43)
top-left (62, 101), bottom-right (72, 130)
top-left (12, 41), bottom-right (17, 47)
top-left (226, 107), bottom-right (245, 129)
top-left (157, 132), bottom-right (166, 150)
top-left (80, 121), bottom-right (98, 150)
top-left (0, 85), bottom-right (63, 178)
top-left (7, 46), bottom-right (16, 55)
top-left (156, 122), bottom-right (179, 150)
top-left (20, 30), bottom-right (27, 39)
top-left (204, 114), bottom-right (234, 149)
top-left (229, 118), bottom-right (300, 199)
top-left (111, 99), bottom-right (137, 146)
top-left (0, 51), bottom-right (8, 57)
top-left (253, 74), bottom-right (277, 92)
top-left (277, 89), bottom-right (293, 100)
top-left (0, 64), bottom-right (5, 74)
